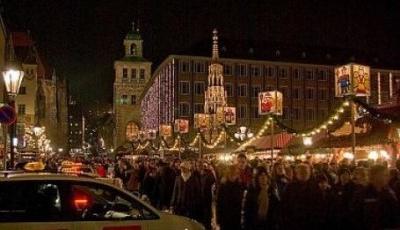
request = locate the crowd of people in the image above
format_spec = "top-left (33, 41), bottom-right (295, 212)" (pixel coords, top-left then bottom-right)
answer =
top-left (110, 154), bottom-right (400, 230)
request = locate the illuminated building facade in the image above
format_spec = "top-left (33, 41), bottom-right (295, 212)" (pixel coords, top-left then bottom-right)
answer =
top-left (113, 23), bottom-right (152, 147)
top-left (141, 35), bottom-right (400, 133)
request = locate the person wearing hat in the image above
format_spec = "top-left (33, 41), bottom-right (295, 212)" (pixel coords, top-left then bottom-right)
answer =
top-left (170, 161), bottom-right (201, 222)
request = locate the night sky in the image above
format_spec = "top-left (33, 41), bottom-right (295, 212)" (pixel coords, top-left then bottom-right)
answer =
top-left (3, 0), bottom-right (400, 107)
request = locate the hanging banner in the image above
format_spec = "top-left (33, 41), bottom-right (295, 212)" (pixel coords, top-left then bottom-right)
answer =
top-left (174, 119), bottom-right (189, 133)
top-left (224, 107), bottom-right (236, 125)
top-left (194, 113), bottom-right (210, 131)
top-left (335, 63), bottom-right (370, 97)
top-left (258, 91), bottom-right (283, 115)
top-left (159, 124), bottom-right (172, 137)
top-left (352, 64), bottom-right (370, 96)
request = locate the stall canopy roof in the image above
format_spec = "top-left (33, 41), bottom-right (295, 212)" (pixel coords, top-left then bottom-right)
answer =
top-left (237, 132), bottom-right (293, 151)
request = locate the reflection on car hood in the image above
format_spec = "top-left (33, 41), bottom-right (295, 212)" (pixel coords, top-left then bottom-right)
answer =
top-left (159, 212), bottom-right (205, 230)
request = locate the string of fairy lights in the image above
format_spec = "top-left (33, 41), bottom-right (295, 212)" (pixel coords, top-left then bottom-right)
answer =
top-left (129, 97), bottom-right (394, 153)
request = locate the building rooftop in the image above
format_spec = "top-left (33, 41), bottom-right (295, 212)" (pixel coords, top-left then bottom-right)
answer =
top-left (177, 38), bottom-right (400, 69)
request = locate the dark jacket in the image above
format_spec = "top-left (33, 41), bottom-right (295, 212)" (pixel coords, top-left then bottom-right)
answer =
top-left (330, 182), bottom-right (356, 229)
top-left (216, 179), bottom-right (244, 230)
top-left (244, 185), bottom-right (279, 230)
top-left (170, 174), bottom-right (201, 221)
top-left (153, 166), bottom-right (177, 209)
top-left (140, 170), bottom-right (157, 205)
top-left (350, 184), bottom-right (400, 230)
top-left (280, 180), bottom-right (319, 230)
top-left (193, 169), bottom-right (216, 230)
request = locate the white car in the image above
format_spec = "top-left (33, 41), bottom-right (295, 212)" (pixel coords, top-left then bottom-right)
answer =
top-left (0, 173), bottom-right (204, 230)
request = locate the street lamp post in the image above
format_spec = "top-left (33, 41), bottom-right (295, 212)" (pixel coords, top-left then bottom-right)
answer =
top-left (2, 63), bottom-right (24, 169)
top-left (234, 126), bottom-right (254, 141)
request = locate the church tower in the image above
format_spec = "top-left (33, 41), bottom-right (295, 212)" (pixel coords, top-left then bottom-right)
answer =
top-left (113, 22), bottom-right (152, 148)
top-left (204, 29), bottom-right (227, 116)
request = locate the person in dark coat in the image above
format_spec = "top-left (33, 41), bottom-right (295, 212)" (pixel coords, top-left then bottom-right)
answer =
top-left (271, 162), bottom-right (289, 200)
top-left (350, 165), bottom-right (400, 230)
top-left (153, 162), bottom-right (177, 210)
top-left (330, 168), bottom-right (356, 229)
top-left (193, 161), bottom-right (216, 230)
top-left (388, 168), bottom-right (400, 200)
top-left (244, 167), bottom-right (279, 230)
top-left (216, 164), bottom-right (244, 230)
top-left (140, 163), bottom-right (158, 206)
top-left (280, 163), bottom-right (319, 230)
top-left (237, 153), bottom-right (253, 189)
top-left (170, 161), bottom-right (201, 221)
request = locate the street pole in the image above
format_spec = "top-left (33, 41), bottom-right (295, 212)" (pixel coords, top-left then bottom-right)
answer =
top-left (198, 132), bottom-right (202, 160)
top-left (2, 124), bottom-right (7, 170)
top-left (270, 115), bottom-right (274, 162)
top-left (350, 99), bottom-right (356, 158)
top-left (8, 97), bottom-right (15, 170)
top-left (178, 135), bottom-right (181, 160)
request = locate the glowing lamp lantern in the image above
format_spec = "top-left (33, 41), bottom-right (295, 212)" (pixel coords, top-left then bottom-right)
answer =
top-left (368, 151), bottom-right (379, 161)
top-left (379, 150), bottom-right (390, 160)
top-left (303, 136), bottom-right (313, 147)
top-left (343, 152), bottom-right (354, 160)
top-left (2, 66), bottom-right (24, 96)
top-left (33, 126), bottom-right (44, 137)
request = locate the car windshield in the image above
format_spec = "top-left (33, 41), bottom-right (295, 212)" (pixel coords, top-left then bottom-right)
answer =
top-left (71, 184), bottom-right (158, 221)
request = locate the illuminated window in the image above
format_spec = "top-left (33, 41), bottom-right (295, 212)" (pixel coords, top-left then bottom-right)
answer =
top-left (126, 122), bottom-right (139, 141)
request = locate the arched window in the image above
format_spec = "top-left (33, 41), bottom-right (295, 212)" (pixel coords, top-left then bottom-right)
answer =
top-left (126, 121), bottom-right (139, 141)
top-left (130, 44), bottom-right (137, 56)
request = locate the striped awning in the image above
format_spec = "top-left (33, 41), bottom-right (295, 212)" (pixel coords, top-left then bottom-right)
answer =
top-left (237, 132), bottom-right (294, 151)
